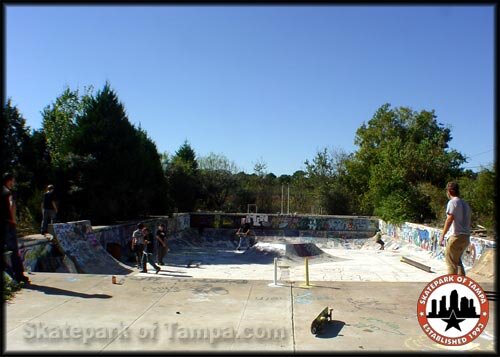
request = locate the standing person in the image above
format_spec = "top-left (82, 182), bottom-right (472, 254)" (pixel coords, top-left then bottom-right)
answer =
top-left (439, 182), bottom-right (472, 276)
top-left (131, 223), bottom-right (145, 269)
top-left (141, 227), bottom-right (161, 274)
top-left (155, 223), bottom-right (168, 265)
top-left (1, 173), bottom-right (30, 283)
top-left (40, 184), bottom-right (57, 235)
top-left (374, 230), bottom-right (385, 250)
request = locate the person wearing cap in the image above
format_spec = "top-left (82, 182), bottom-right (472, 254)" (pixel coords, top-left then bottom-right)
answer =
top-left (41, 184), bottom-right (58, 235)
top-left (439, 182), bottom-right (472, 276)
top-left (2, 172), bottom-right (30, 283)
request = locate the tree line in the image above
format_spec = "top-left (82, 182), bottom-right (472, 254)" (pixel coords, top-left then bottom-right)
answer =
top-left (2, 84), bottom-right (495, 233)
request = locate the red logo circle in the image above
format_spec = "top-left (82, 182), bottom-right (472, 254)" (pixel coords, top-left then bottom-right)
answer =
top-left (417, 274), bottom-right (489, 346)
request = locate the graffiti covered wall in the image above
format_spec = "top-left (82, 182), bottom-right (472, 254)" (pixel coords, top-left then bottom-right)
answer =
top-left (190, 213), bottom-right (378, 238)
top-left (379, 220), bottom-right (496, 268)
top-left (14, 214), bottom-right (191, 274)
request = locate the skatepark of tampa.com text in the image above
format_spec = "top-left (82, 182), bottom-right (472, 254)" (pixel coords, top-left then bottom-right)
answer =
top-left (22, 322), bottom-right (289, 346)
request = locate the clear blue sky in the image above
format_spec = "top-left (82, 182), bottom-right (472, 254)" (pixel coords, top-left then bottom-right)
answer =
top-left (6, 5), bottom-right (495, 176)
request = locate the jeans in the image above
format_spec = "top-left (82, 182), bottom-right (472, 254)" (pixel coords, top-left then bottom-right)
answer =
top-left (445, 234), bottom-right (470, 275)
top-left (141, 251), bottom-right (160, 272)
top-left (4, 224), bottom-right (26, 281)
top-left (133, 244), bottom-right (144, 268)
top-left (157, 245), bottom-right (167, 264)
top-left (41, 209), bottom-right (57, 234)
top-left (236, 235), bottom-right (248, 250)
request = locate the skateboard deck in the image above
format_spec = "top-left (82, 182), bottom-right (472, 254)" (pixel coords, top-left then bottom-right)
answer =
top-left (187, 260), bottom-right (201, 268)
top-left (311, 306), bottom-right (333, 335)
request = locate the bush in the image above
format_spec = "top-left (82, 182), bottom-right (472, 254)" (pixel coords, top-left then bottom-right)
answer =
top-left (2, 271), bottom-right (23, 301)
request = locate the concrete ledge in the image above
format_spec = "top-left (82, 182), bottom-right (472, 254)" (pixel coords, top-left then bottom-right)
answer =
top-left (400, 256), bottom-right (432, 272)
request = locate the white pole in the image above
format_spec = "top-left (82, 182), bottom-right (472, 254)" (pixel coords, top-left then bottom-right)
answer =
top-left (273, 257), bottom-right (278, 285)
top-left (287, 184), bottom-right (290, 214)
top-left (281, 184), bottom-right (284, 214)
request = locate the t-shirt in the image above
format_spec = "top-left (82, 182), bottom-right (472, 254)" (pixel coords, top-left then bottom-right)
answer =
top-left (446, 197), bottom-right (471, 235)
top-left (132, 229), bottom-right (145, 245)
top-left (144, 233), bottom-right (154, 252)
top-left (156, 229), bottom-right (167, 243)
top-left (242, 223), bottom-right (251, 234)
top-left (43, 191), bottom-right (56, 210)
top-left (1, 186), bottom-right (12, 223)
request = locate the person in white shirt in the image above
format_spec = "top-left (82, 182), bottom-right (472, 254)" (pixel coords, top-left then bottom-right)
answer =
top-left (439, 182), bottom-right (472, 276)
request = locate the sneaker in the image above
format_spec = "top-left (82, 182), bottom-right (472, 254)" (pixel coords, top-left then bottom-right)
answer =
top-left (155, 267), bottom-right (161, 274)
top-left (18, 275), bottom-right (30, 284)
top-left (140, 270), bottom-right (147, 273)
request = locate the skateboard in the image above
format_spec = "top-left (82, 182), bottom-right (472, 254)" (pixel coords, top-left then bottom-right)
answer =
top-left (187, 260), bottom-right (201, 268)
top-left (311, 306), bottom-right (333, 335)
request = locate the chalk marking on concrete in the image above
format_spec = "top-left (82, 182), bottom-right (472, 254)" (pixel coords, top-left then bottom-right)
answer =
top-left (6, 277), bottom-right (110, 335)
top-left (100, 279), bottom-right (177, 351)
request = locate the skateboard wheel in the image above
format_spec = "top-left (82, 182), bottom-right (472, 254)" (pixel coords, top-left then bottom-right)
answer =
top-left (311, 325), bottom-right (318, 334)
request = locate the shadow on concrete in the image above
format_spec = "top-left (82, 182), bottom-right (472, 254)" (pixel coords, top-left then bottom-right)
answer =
top-left (158, 273), bottom-right (193, 278)
top-left (24, 284), bottom-right (112, 299)
top-left (317, 320), bottom-right (345, 338)
top-left (302, 284), bottom-right (341, 290)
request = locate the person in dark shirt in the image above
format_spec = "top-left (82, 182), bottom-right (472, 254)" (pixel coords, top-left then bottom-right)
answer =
top-left (2, 172), bottom-right (30, 283)
top-left (41, 184), bottom-right (58, 235)
top-left (155, 223), bottom-right (168, 265)
top-left (141, 227), bottom-right (161, 274)
top-left (236, 222), bottom-right (253, 250)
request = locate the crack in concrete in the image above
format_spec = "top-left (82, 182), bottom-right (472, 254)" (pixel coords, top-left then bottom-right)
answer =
top-left (290, 284), bottom-right (296, 353)
top-left (230, 282), bottom-right (253, 350)
top-left (100, 279), bottom-right (177, 351)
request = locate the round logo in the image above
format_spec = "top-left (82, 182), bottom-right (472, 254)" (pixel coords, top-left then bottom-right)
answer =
top-left (417, 274), bottom-right (489, 346)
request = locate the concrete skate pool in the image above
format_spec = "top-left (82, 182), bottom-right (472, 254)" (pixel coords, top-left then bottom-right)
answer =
top-left (137, 234), bottom-right (450, 283)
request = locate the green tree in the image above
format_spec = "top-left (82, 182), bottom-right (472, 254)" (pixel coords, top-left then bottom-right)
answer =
top-left (230, 172), bottom-right (256, 213)
top-left (69, 83), bottom-right (167, 223)
top-left (198, 153), bottom-right (238, 211)
top-left (353, 104), bottom-right (466, 223)
top-left (459, 167), bottom-right (495, 232)
top-left (1, 100), bottom-right (50, 231)
top-left (41, 87), bottom-right (92, 168)
top-left (251, 158), bottom-right (274, 212)
top-left (304, 148), bottom-right (352, 215)
top-left (1, 99), bottom-right (31, 175)
top-left (166, 141), bottom-right (199, 212)
top-left (289, 170), bottom-right (312, 214)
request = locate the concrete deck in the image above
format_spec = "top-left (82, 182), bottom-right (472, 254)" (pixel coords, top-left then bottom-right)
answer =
top-left (6, 233), bottom-right (496, 353)
top-left (4, 272), bottom-right (496, 353)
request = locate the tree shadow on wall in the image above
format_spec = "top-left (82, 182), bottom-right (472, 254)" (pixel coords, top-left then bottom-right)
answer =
top-left (24, 284), bottom-right (112, 299)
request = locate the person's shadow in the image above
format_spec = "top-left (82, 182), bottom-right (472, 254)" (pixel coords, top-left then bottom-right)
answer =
top-left (24, 284), bottom-right (112, 299)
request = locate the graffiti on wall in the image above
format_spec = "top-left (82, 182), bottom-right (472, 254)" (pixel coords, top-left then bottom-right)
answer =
top-left (379, 219), bottom-right (496, 267)
top-left (246, 214), bottom-right (269, 227)
top-left (51, 221), bottom-right (132, 274)
top-left (18, 242), bottom-right (52, 272)
top-left (190, 213), bottom-right (379, 233)
top-left (175, 214), bottom-right (190, 231)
